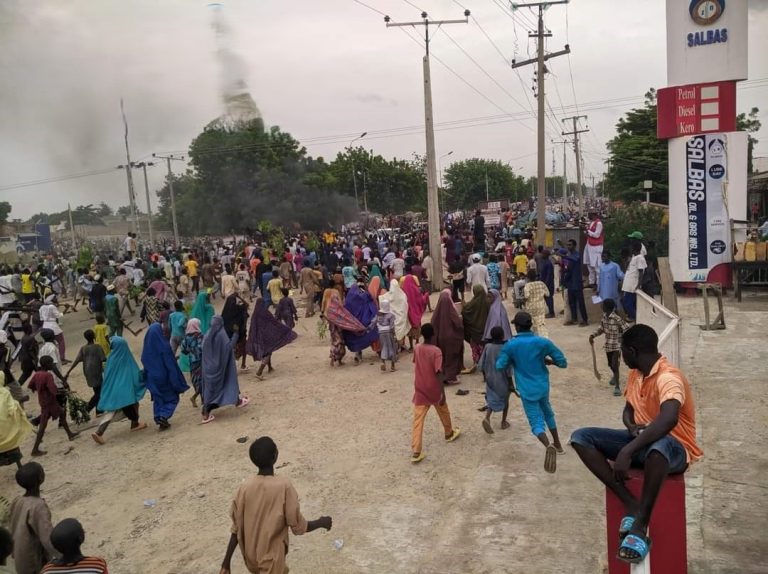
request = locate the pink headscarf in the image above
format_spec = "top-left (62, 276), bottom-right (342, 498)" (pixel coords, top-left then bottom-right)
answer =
top-left (401, 275), bottom-right (427, 329)
top-left (185, 318), bottom-right (201, 335)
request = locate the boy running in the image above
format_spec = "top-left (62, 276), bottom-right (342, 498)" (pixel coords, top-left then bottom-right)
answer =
top-left (478, 326), bottom-right (515, 434)
top-left (410, 324), bottom-right (461, 463)
top-left (590, 299), bottom-right (630, 396)
top-left (28, 356), bottom-right (79, 456)
top-left (496, 312), bottom-right (567, 473)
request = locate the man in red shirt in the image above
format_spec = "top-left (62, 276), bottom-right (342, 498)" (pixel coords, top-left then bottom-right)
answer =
top-left (411, 324), bottom-right (461, 463)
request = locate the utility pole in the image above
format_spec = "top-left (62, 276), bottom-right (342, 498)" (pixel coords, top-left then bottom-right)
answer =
top-left (152, 153), bottom-right (185, 249)
top-left (485, 168), bottom-right (490, 201)
top-left (552, 139), bottom-right (568, 204)
top-left (120, 99), bottom-right (138, 234)
top-left (67, 203), bottom-right (76, 247)
top-left (348, 132), bottom-right (367, 210)
top-left (562, 114), bottom-right (589, 218)
top-left (134, 162), bottom-right (155, 246)
top-left (511, 1), bottom-right (570, 246)
top-left (386, 9), bottom-right (469, 290)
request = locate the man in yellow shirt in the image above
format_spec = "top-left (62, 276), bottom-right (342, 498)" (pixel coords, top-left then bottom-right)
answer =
top-left (513, 249), bottom-right (529, 279)
top-left (21, 268), bottom-right (36, 302)
top-left (185, 257), bottom-right (199, 294)
top-left (266, 270), bottom-right (284, 308)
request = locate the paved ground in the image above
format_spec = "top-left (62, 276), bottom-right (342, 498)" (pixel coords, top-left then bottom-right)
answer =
top-left (1, 288), bottom-right (766, 573)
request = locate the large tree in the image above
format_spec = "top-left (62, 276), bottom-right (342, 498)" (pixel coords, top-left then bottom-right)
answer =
top-left (0, 202), bottom-right (11, 225)
top-left (326, 147), bottom-right (427, 214)
top-left (443, 159), bottom-right (524, 209)
top-left (605, 89), bottom-right (669, 203)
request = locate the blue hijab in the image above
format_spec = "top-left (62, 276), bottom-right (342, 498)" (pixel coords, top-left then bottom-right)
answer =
top-left (343, 285), bottom-right (379, 352)
top-left (141, 324), bottom-right (189, 394)
top-left (98, 336), bottom-right (146, 412)
top-left (201, 316), bottom-right (240, 408)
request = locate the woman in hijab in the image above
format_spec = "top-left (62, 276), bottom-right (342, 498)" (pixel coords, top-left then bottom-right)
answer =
top-left (367, 275), bottom-right (383, 306)
top-left (322, 289), bottom-right (366, 367)
top-left (190, 291), bottom-right (215, 334)
top-left (462, 283), bottom-right (492, 373)
top-left (483, 288), bottom-right (513, 341)
top-left (141, 323), bottom-right (189, 430)
top-left (368, 260), bottom-right (389, 290)
top-left (200, 316), bottom-right (249, 424)
top-left (221, 294), bottom-right (249, 371)
top-left (430, 289), bottom-right (465, 385)
top-left (246, 298), bottom-right (297, 380)
top-left (379, 279), bottom-right (409, 351)
top-left (343, 285), bottom-right (379, 364)
top-left (92, 336), bottom-right (148, 444)
top-left (0, 372), bottom-right (33, 468)
top-left (180, 318), bottom-right (204, 407)
top-left (400, 274), bottom-right (428, 350)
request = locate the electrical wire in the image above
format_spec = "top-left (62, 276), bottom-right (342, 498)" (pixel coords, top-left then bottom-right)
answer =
top-left (351, 0), bottom-right (387, 17)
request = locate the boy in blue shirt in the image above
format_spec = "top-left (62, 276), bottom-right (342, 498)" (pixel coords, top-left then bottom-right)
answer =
top-left (496, 311), bottom-right (568, 473)
top-left (168, 300), bottom-right (188, 354)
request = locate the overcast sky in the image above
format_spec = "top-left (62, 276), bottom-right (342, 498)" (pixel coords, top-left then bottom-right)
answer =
top-left (1, 0), bottom-right (766, 221)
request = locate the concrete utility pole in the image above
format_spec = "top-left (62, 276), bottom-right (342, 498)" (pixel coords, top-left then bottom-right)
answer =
top-left (511, 1), bottom-right (570, 246)
top-left (348, 132), bottom-right (367, 210)
top-left (552, 139), bottom-right (568, 204)
top-left (152, 153), bottom-right (185, 249)
top-left (562, 114), bottom-right (589, 218)
top-left (386, 9), bottom-right (469, 290)
top-left (120, 99), bottom-right (139, 234)
top-left (134, 162), bottom-right (156, 246)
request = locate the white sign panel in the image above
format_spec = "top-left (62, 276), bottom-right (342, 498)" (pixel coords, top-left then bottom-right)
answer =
top-left (666, 0), bottom-right (748, 85)
top-left (668, 132), bottom-right (747, 282)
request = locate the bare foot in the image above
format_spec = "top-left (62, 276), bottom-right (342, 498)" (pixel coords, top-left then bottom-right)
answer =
top-left (31, 450), bottom-right (47, 457)
top-left (501, 420), bottom-right (510, 430)
top-left (68, 432), bottom-right (80, 441)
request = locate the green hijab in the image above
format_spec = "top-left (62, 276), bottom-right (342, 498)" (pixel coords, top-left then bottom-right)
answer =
top-left (191, 292), bottom-right (214, 334)
top-left (461, 284), bottom-right (490, 343)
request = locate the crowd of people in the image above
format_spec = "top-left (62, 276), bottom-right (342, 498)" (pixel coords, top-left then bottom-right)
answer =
top-left (0, 206), bottom-right (695, 572)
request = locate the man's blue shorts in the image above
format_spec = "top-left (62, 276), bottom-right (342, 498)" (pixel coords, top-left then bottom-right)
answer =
top-left (569, 427), bottom-right (688, 474)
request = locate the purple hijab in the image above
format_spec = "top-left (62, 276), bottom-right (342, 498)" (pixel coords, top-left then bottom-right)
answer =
top-left (483, 289), bottom-right (513, 341)
top-left (201, 315), bottom-right (240, 408)
top-left (343, 285), bottom-right (379, 352)
top-left (246, 299), bottom-right (297, 360)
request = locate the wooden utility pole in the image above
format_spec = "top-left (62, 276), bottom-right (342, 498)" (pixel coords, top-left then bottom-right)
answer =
top-left (511, 1), bottom-right (570, 246)
top-left (152, 153), bottom-right (185, 249)
top-left (386, 9), bottom-right (469, 290)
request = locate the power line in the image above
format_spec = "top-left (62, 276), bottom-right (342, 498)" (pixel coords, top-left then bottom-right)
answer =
top-left (0, 167), bottom-right (117, 192)
top-left (351, 0), bottom-right (387, 16)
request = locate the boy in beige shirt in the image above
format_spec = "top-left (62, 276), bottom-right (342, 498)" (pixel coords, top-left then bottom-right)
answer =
top-left (220, 437), bottom-right (332, 574)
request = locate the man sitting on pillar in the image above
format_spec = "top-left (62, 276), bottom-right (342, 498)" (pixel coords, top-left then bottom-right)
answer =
top-left (583, 210), bottom-right (604, 289)
top-left (569, 324), bottom-right (703, 564)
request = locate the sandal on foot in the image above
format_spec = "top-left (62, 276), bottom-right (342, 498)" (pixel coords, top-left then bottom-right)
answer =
top-left (130, 422), bottom-right (148, 432)
top-left (411, 453), bottom-right (426, 463)
top-left (201, 414), bottom-right (216, 424)
top-left (482, 419), bottom-right (494, 435)
top-left (613, 386), bottom-right (622, 396)
top-left (618, 533), bottom-right (652, 564)
top-left (91, 433), bottom-right (105, 445)
top-left (544, 444), bottom-right (557, 473)
top-left (237, 396), bottom-right (251, 408)
top-left (445, 428), bottom-right (461, 442)
top-left (618, 516), bottom-right (635, 539)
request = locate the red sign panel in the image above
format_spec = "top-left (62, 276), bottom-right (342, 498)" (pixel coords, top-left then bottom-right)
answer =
top-left (657, 81), bottom-right (736, 139)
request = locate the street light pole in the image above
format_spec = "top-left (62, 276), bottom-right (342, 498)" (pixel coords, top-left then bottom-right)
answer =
top-left (348, 131), bottom-right (367, 210)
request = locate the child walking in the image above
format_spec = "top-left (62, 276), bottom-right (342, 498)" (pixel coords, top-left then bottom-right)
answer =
top-left (28, 356), bottom-right (79, 456)
top-left (477, 326), bottom-right (515, 434)
top-left (274, 288), bottom-right (298, 329)
top-left (64, 329), bottom-right (106, 414)
top-left (410, 324), bottom-right (461, 463)
top-left (9, 462), bottom-right (57, 574)
top-left (376, 299), bottom-right (397, 372)
top-left (219, 436), bottom-right (332, 574)
top-left (589, 299), bottom-right (630, 396)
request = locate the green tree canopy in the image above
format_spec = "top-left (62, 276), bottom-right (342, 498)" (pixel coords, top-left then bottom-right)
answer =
top-left (443, 159), bottom-right (524, 209)
top-left (737, 107), bottom-right (761, 173)
top-left (0, 202), bottom-right (11, 224)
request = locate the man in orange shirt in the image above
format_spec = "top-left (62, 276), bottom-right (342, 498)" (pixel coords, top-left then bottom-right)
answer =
top-left (570, 324), bottom-right (702, 565)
